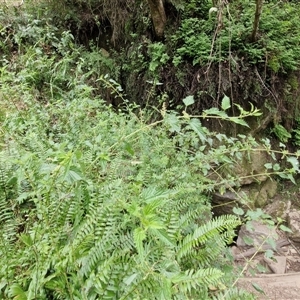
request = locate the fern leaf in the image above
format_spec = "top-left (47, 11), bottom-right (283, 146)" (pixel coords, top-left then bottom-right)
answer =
top-left (134, 227), bottom-right (146, 257)
top-left (171, 268), bottom-right (223, 294)
top-left (213, 286), bottom-right (256, 300)
top-left (177, 215), bottom-right (240, 259)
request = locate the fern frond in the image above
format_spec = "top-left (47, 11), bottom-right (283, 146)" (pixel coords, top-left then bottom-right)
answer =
top-left (172, 268), bottom-right (223, 295)
top-left (0, 154), bottom-right (19, 244)
top-left (212, 286), bottom-right (255, 300)
top-left (91, 250), bottom-right (133, 299)
top-left (177, 215), bottom-right (241, 260)
top-left (163, 210), bottom-right (180, 242)
top-left (141, 186), bottom-right (177, 203)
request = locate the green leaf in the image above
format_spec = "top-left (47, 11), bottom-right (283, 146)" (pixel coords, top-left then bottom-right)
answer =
top-left (19, 234), bottom-right (33, 246)
top-left (183, 95), bottom-right (194, 107)
top-left (8, 284), bottom-right (27, 300)
top-left (150, 228), bottom-right (176, 247)
top-left (141, 187), bottom-right (177, 203)
top-left (124, 142), bottom-right (135, 156)
top-left (134, 227), bottom-right (146, 257)
top-left (229, 117), bottom-right (249, 128)
top-left (279, 173), bottom-right (295, 184)
top-left (242, 236), bottom-right (253, 246)
top-left (286, 156), bottom-right (299, 171)
top-left (256, 263), bottom-right (267, 273)
top-left (264, 249), bottom-right (274, 259)
top-left (251, 282), bottom-right (265, 294)
top-left (232, 207), bottom-right (244, 216)
top-left (266, 238), bottom-right (277, 251)
top-left (273, 163), bottom-right (281, 171)
top-left (164, 113), bottom-right (181, 133)
top-left (264, 163), bottom-right (273, 169)
top-left (279, 224), bottom-right (293, 233)
top-left (221, 95), bottom-right (231, 111)
top-left (234, 103), bottom-right (246, 115)
top-left (204, 107), bottom-right (228, 118)
top-left (64, 168), bottom-right (83, 183)
top-left (123, 273), bottom-right (138, 286)
top-left (188, 118), bottom-right (207, 143)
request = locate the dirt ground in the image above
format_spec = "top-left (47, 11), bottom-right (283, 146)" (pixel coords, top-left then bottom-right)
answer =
top-left (234, 231), bottom-right (300, 299)
top-left (237, 273), bottom-right (300, 300)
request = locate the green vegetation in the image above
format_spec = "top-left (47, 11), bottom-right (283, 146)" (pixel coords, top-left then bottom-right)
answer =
top-left (0, 0), bottom-right (300, 299)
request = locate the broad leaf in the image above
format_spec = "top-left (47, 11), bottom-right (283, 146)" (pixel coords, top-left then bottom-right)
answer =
top-left (134, 227), bottom-right (146, 257)
top-left (204, 107), bottom-right (228, 117)
top-left (221, 95), bottom-right (231, 111)
top-left (286, 156), bottom-right (299, 171)
top-left (188, 118), bottom-right (207, 143)
top-left (183, 95), bottom-right (194, 107)
top-left (164, 113), bottom-right (181, 133)
top-left (279, 224), bottom-right (293, 233)
top-left (230, 117), bottom-right (250, 128)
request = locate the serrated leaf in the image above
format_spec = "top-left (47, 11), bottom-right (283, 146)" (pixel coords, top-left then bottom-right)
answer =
top-left (164, 113), bottom-right (181, 133)
top-left (264, 249), bottom-right (274, 259)
top-left (279, 224), bottom-right (293, 233)
top-left (234, 103), bottom-right (245, 114)
top-left (221, 95), bottom-right (231, 111)
top-left (273, 163), bottom-right (281, 171)
top-left (183, 95), bottom-right (194, 107)
top-left (243, 236), bottom-right (253, 246)
top-left (151, 228), bottom-right (176, 247)
top-left (279, 142), bottom-right (286, 148)
top-left (256, 263), bottom-right (267, 273)
top-left (204, 107), bottom-right (228, 117)
top-left (264, 163), bottom-right (273, 169)
top-left (230, 117), bottom-right (249, 128)
top-left (266, 238), bottom-right (277, 250)
top-left (64, 169), bottom-right (83, 183)
top-left (141, 187), bottom-right (177, 203)
top-left (232, 207), bottom-right (244, 216)
top-left (251, 282), bottom-right (265, 294)
top-left (188, 118), bottom-right (207, 143)
top-left (279, 173), bottom-right (296, 184)
top-left (286, 156), bottom-right (299, 171)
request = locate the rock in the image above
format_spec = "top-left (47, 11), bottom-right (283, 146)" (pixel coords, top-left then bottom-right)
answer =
top-left (256, 178), bottom-right (278, 206)
top-left (237, 220), bottom-right (278, 247)
top-left (226, 147), bottom-right (271, 185)
top-left (264, 198), bottom-right (291, 220)
top-left (209, 144), bottom-right (273, 187)
top-left (287, 209), bottom-right (300, 243)
top-left (231, 246), bottom-right (239, 257)
top-left (212, 191), bottom-right (239, 216)
top-left (264, 256), bottom-right (286, 274)
top-left (212, 179), bottom-right (277, 216)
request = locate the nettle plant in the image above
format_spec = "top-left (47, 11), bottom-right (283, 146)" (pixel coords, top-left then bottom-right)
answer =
top-left (0, 74), bottom-right (299, 300)
top-left (0, 8), bottom-right (299, 298)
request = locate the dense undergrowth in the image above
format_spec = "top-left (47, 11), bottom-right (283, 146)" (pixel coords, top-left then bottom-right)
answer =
top-left (0, 1), bottom-right (300, 299)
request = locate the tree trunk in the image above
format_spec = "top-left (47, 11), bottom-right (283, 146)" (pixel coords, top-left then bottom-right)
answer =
top-left (147, 0), bottom-right (167, 39)
top-left (250, 0), bottom-right (264, 42)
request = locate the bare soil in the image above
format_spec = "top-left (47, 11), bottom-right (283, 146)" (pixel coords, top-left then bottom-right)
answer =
top-left (237, 273), bottom-right (300, 300)
top-left (234, 234), bottom-right (300, 299)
